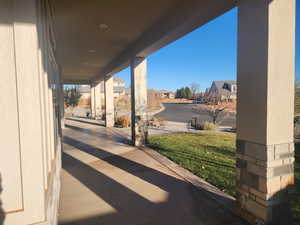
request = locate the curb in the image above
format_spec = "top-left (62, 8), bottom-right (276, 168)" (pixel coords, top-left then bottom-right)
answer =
top-left (140, 146), bottom-right (249, 224)
top-left (140, 146), bottom-right (236, 203)
top-left (148, 102), bottom-right (165, 117)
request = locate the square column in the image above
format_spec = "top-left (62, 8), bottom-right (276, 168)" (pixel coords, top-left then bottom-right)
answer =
top-left (105, 77), bottom-right (114, 127)
top-left (236, 0), bottom-right (295, 224)
top-left (131, 57), bottom-right (148, 146)
top-left (59, 83), bottom-right (65, 128)
top-left (90, 84), bottom-right (96, 118)
top-left (90, 82), bottom-right (102, 119)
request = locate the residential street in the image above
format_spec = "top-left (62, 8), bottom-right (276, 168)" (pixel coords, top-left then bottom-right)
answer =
top-left (156, 103), bottom-right (236, 127)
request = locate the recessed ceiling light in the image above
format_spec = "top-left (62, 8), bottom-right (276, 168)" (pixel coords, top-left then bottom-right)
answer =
top-left (99, 24), bottom-right (109, 29)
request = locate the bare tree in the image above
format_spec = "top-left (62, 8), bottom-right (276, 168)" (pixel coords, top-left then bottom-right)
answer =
top-left (147, 89), bottom-right (161, 111)
top-left (114, 97), bottom-right (131, 118)
top-left (190, 82), bottom-right (200, 99)
top-left (198, 101), bottom-right (229, 124)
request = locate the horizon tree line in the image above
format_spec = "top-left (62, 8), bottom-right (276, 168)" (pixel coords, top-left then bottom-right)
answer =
top-left (175, 82), bottom-right (200, 100)
top-left (175, 87), bottom-right (192, 99)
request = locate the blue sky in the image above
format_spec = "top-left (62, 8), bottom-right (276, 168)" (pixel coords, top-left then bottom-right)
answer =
top-left (116, 3), bottom-right (300, 92)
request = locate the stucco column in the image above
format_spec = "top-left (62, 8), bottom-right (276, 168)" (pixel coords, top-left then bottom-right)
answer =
top-left (90, 84), bottom-right (96, 118)
top-left (105, 77), bottom-right (114, 127)
top-left (236, 0), bottom-right (295, 224)
top-left (59, 82), bottom-right (65, 128)
top-left (131, 57), bottom-right (148, 146)
top-left (91, 82), bottom-right (102, 119)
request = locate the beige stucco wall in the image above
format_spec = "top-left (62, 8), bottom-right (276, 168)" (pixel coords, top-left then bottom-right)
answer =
top-left (0, 0), bottom-right (62, 224)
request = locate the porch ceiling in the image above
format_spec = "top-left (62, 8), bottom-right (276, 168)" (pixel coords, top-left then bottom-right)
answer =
top-left (51, 0), bottom-right (237, 84)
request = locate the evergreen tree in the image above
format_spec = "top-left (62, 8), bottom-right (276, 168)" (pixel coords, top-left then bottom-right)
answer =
top-left (180, 87), bottom-right (186, 99)
top-left (175, 86), bottom-right (193, 99)
top-left (175, 89), bottom-right (180, 98)
top-left (184, 86), bottom-right (192, 99)
top-left (64, 86), bottom-right (82, 107)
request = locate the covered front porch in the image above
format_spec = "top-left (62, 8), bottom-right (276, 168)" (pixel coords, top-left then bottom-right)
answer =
top-left (59, 117), bottom-right (246, 225)
top-left (0, 0), bottom-right (296, 224)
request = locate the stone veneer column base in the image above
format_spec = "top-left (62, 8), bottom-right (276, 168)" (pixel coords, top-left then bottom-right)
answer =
top-left (132, 116), bottom-right (148, 146)
top-left (236, 139), bottom-right (294, 225)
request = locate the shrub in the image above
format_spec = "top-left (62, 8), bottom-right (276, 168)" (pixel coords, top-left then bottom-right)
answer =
top-left (196, 121), bottom-right (218, 130)
top-left (156, 117), bottom-right (165, 126)
top-left (114, 97), bottom-right (131, 118)
top-left (148, 117), bottom-right (165, 127)
top-left (115, 115), bottom-right (130, 128)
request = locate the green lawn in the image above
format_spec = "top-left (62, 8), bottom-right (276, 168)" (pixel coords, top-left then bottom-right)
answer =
top-left (148, 132), bottom-right (300, 220)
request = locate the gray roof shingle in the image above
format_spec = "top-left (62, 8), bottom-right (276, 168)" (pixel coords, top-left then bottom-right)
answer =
top-left (210, 80), bottom-right (236, 96)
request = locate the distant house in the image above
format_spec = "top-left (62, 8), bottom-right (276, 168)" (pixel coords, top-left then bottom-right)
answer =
top-left (155, 90), bottom-right (175, 99)
top-left (112, 77), bottom-right (126, 97)
top-left (78, 85), bottom-right (91, 107)
top-left (100, 77), bottom-right (126, 98)
top-left (75, 77), bottom-right (126, 108)
top-left (205, 80), bottom-right (237, 101)
top-left (125, 88), bottom-right (131, 96)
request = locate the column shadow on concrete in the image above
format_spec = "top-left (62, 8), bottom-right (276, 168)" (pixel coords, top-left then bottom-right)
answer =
top-left (63, 136), bottom-right (188, 192)
top-left (61, 152), bottom-right (155, 218)
top-left (61, 136), bottom-right (247, 225)
top-left (64, 124), bottom-right (132, 146)
top-left (65, 117), bottom-right (105, 127)
top-left (0, 174), bottom-right (5, 225)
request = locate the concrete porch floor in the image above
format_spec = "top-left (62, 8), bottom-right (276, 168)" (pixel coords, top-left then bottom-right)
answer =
top-left (59, 117), bottom-right (247, 225)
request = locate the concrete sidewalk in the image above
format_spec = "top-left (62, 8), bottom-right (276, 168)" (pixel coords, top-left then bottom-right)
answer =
top-left (59, 117), bottom-right (247, 225)
top-left (115, 120), bottom-right (192, 137)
